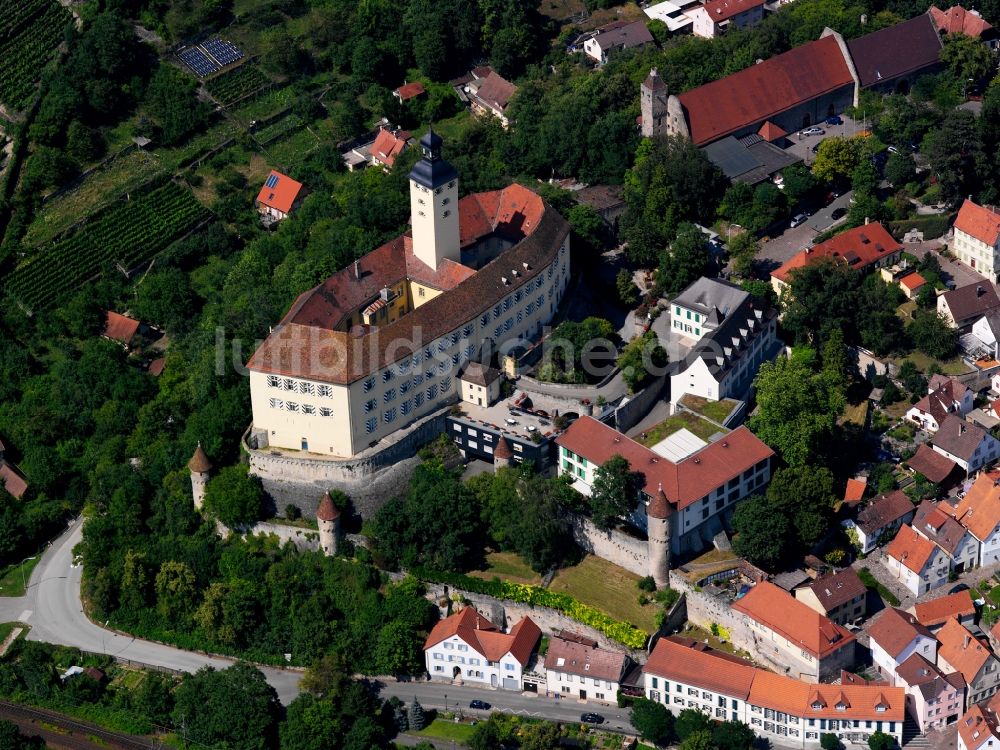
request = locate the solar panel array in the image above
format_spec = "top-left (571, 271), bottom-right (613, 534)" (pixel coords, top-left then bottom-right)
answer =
top-left (178, 37), bottom-right (245, 78)
top-left (265, 173), bottom-right (279, 189)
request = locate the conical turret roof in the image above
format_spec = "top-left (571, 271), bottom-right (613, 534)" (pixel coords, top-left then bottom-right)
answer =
top-left (644, 67), bottom-right (666, 92)
top-left (494, 436), bottom-right (513, 460)
top-left (647, 483), bottom-right (673, 519)
top-left (317, 493), bottom-right (340, 521)
top-left (188, 444), bottom-right (212, 473)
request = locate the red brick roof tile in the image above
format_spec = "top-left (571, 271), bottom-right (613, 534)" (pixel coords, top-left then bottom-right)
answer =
top-left (930, 5), bottom-right (994, 38)
top-left (255, 170), bottom-right (303, 215)
top-left (103, 311), bottom-right (140, 344)
top-left (867, 608), bottom-right (934, 658)
top-left (956, 199), bottom-right (1000, 247)
top-left (424, 608), bottom-right (539, 665)
top-left (0, 463), bottom-right (27, 500)
top-left (885, 524), bottom-right (938, 573)
top-left (772, 224), bottom-right (903, 283)
top-left (394, 82), bottom-right (426, 101)
top-left (913, 590), bottom-right (976, 628)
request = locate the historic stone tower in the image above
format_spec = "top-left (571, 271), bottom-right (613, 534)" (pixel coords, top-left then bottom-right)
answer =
top-left (188, 444), bottom-right (212, 511)
top-left (647, 484), bottom-right (672, 588)
top-left (408, 128), bottom-right (460, 271)
top-left (317, 492), bottom-right (341, 557)
top-left (493, 436), bottom-right (513, 471)
top-left (641, 68), bottom-right (669, 139)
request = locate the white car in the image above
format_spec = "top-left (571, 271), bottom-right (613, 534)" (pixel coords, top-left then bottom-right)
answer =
top-left (801, 127), bottom-right (825, 136)
top-left (789, 212), bottom-right (809, 228)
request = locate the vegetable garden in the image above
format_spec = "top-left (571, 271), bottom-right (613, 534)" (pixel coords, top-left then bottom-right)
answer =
top-left (5, 182), bottom-right (211, 310)
top-left (0, 0), bottom-right (72, 110)
top-left (205, 64), bottom-right (271, 107)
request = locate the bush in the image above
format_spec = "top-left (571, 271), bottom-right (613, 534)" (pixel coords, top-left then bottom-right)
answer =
top-left (284, 504), bottom-right (301, 521)
top-left (887, 213), bottom-right (952, 241)
top-left (637, 575), bottom-right (656, 592)
top-left (821, 732), bottom-right (843, 750)
top-left (858, 567), bottom-right (901, 606)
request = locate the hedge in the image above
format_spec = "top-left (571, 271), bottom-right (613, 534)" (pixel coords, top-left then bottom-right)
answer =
top-left (887, 213), bottom-right (953, 241)
top-left (413, 567), bottom-right (649, 649)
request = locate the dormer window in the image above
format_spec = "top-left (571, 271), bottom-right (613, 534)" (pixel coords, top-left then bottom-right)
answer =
top-left (811, 702), bottom-right (823, 710)
top-left (836, 704), bottom-right (846, 712)
top-left (875, 705), bottom-right (886, 713)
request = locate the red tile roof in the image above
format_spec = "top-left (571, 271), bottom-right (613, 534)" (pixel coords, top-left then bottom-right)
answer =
top-left (424, 608), bottom-right (540, 665)
top-left (471, 72), bottom-right (517, 112)
top-left (748, 670), bottom-right (904, 721)
top-left (103, 311), bottom-right (140, 344)
top-left (900, 272), bottom-right (927, 291)
top-left (854, 490), bottom-right (914, 536)
top-left (676, 35), bottom-right (854, 146)
top-left (255, 170), bottom-right (304, 215)
top-left (844, 478), bottom-right (868, 504)
top-left (701, 0), bottom-right (766, 23)
top-left (459, 185), bottom-right (545, 249)
top-left (930, 5), bottom-right (994, 38)
top-left (732, 581), bottom-right (854, 659)
top-left (544, 636), bottom-right (629, 682)
top-left (758, 121), bottom-right (786, 142)
top-left (370, 128), bottom-right (410, 168)
top-left (805, 568), bottom-right (867, 612)
top-left (0, 463), bottom-right (27, 499)
top-left (316, 492), bottom-right (339, 521)
top-left (956, 199), bottom-right (1000, 247)
top-left (950, 472), bottom-right (1000, 542)
top-left (846, 13), bottom-right (943, 89)
top-left (394, 81), bottom-right (426, 101)
top-left (913, 590), bottom-right (976, 628)
top-left (885, 524), bottom-right (938, 573)
top-left (867, 608), bottom-right (934, 658)
top-left (938, 617), bottom-right (996, 684)
top-left (958, 704), bottom-right (1000, 750)
top-left (772, 223), bottom-right (903, 283)
top-left (644, 636), bottom-right (757, 698)
top-left (556, 416), bottom-right (773, 512)
top-left (146, 357), bottom-right (166, 377)
top-left (906, 443), bottom-right (957, 484)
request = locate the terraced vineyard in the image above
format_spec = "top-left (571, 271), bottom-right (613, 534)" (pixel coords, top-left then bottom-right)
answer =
top-left (0, 0), bottom-right (72, 110)
top-left (205, 63), bottom-right (271, 106)
top-left (5, 182), bottom-right (212, 310)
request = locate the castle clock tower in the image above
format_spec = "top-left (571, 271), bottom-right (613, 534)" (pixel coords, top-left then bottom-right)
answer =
top-left (408, 129), bottom-right (460, 270)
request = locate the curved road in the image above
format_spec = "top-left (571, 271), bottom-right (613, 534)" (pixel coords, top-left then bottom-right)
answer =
top-left (0, 519), bottom-right (303, 703)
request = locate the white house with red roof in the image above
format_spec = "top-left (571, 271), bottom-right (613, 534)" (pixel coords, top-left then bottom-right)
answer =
top-left (930, 5), bottom-right (998, 49)
top-left (369, 127), bottom-right (411, 171)
top-left (958, 701), bottom-right (1000, 750)
top-left (883, 524), bottom-right (952, 596)
top-left (688, 0), bottom-right (766, 38)
top-left (952, 199), bottom-right (1000, 281)
top-left (255, 170), bottom-right (304, 223)
top-left (906, 374), bottom-right (974, 432)
top-left (423, 607), bottom-right (541, 689)
top-left (867, 607), bottom-right (938, 683)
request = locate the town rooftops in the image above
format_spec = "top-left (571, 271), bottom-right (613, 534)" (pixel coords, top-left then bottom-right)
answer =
top-left (867, 607), bottom-right (934, 658)
top-left (103, 311), bottom-right (140, 345)
top-left (912, 376), bottom-right (970, 425)
top-left (847, 12), bottom-right (943, 88)
top-left (555, 416), bottom-right (774, 512)
top-left (959, 705), bottom-right (1000, 750)
top-left (644, 636), bottom-right (757, 698)
top-left (956, 199), bottom-right (1000, 247)
top-left (247, 185), bottom-right (567, 385)
top-left (701, 0), bottom-right (766, 22)
top-left (900, 272), bottom-right (928, 292)
top-left (941, 283), bottom-right (1000, 323)
top-left (931, 414), bottom-right (989, 463)
top-left (805, 568), bottom-right (867, 613)
top-left (914, 499), bottom-right (970, 555)
top-left (370, 128), bottom-right (411, 168)
top-left (950, 471), bottom-right (1000, 542)
top-left (676, 35), bottom-right (854, 146)
top-left (732, 581), bottom-right (854, 659)
top-left (913, 589), bottom-right (976, 629)
top-left (895, 652), bottom-right (965, 701)
top-left (589, 20), bottom-right (654, 52)
top-left (543, 635), bottom-right (629, 682)
top-left (772, 223), bottom-right (903, 284)
top-left (886, 523), bottom-right (941, 573)
top-left (937, 617), bottom-right (995, 683)
top-left (460, 361), bottom-right (501, 387)
top-left (255, 170), bottom-right (304, 215)
top-left (393, 81), bottom-right (426, 101)
top-left (0, 463), bottom-right (27, 500)
top-left (844, 478), bottom-right (867, 504)
top-left (855, 490), bottom-right (914, 536)
top-left (423, 607), bottom-right (541, 665)
top-left (930, 5), bottom-right (995, 38)
top-left (906, 443), bottom-right (958, 484)
top-left (470, 72), bottom-right (517, 113)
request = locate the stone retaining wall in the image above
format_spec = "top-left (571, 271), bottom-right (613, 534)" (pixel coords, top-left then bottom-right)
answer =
top-left (572, 518), bottom-right (649, 578)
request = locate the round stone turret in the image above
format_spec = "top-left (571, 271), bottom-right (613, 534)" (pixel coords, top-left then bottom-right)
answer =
top-left (317, 492), bottom-right (341, 557)
top-left (188, 444), bottom-right (212, 511)
top-left (493, 436), bottom-right (513, 471)
top-left (647, 483), bottom-right (672, 589)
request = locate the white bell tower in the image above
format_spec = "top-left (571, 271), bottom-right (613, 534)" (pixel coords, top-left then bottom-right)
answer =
top-left (409, 129), bottom-right (460, 270)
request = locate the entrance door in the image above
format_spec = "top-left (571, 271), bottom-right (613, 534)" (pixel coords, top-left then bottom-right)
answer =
top-left (301, 438), bottom-right (309, 451)
top-left (491, 674), bottom-right (497, 687)
top-left (580, 689), bottom-right (587, 699)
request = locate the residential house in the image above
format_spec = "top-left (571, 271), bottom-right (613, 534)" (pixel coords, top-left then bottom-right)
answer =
top-left (958, 702), bottom-right (1000, 750)
top-left (668, 277), bottom-right (780, 404)
top-left (899, 272), bottom-right (929, 300)
top-left (643, 0), bottom-right (701, 34)
top-left (575, 186), bottom-right (625, 229)
top-left (731, 581), bottom-right (856, 681)
top-left (555, 416), bottom-right (774, 556)
top-left (906, 443), bottom-right (959, 486)
top-left (883, 524), bottom-right (952, 597)
top-left (369, 128), bottom-right (411, 171)
top-left (906, 375), bottom-right (975, 432)
top-left (689, 0), bottom-right (766, 38)
top-left (844, 478), bottom-right (868, 506)
top-left (0, 462), bottom-right (27, 500)
top-left (931, 415), bottom-right (1000, 476)
top-left (895, 653), bottom-right (966, 730)
top-left (913, 500), bottom-right (980, 573)
top-left (543, 633), bottom-right (631, 703)
top-left (771, 224), bottom-right (904, 298)
top-left (458, 362), bottom-right (502, 408)
top-left (393, 81), bottom-right (426, 103)
top-left (937, 617), bottom-right (1000, 705)
top-left (103, 311), bottom-right (140, 348)
top-left (970, 312), bottom-right (1000, 360)
top-left (912, 590), bottom-right (977, 632)
top-left (949, 472), bottom-right (1000, 566)
top-left (423, 607), bottom-right (541, 689)
top-left (867, 607), bottom-right (938, 682)
top-left (930, 5), bottom-right (998, 50)
top-left (952, 199), bottom-right (1000, 281)
top-left (842, 489), bottom-right (915, 554)
top-left (643, 636), bottom-right (905, 748)
top-left (255, 170), bottom-right (304, 223)
top-left (466, 72), bottom-right (517, 128)
top-left (582, 20), bottom-right (654, 65)
top-left (793, 568), bottom-right (867, 626)
top-left (938, 283), bottom-right (1000, 329)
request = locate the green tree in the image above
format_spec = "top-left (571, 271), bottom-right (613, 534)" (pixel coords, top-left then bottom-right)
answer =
top-left (617, 331), bottom-right (668, 392)
top-left (630, 697), bottom-right (675, 745)
top-left (203, 466), bottom-right (264, 529)
top-left (812, 136), bottom-right (868, 182)
top-left (714, 721), bottom-right (756, 750)
top-left (520, 722), bottom-right (562, 750)
top-left (908, 309), bottom-right (958, 360)
top-left (657, 223), bottom-right (711, 294)
top-left (675, 708), bottom-right (713, 740)
top-left (868, 730), bottom-right (896, 750)
top-left (732, 494), bottom-right (791, 570)
top-left (0, 720), bottom-right (43, 750)
top-left (885, 152), bottom-right (917, 187)
top-left (781, 163), bottom-right (820, 205)
top-left (408, 698), bottom-right (427, 730)
top-left (617, 268), bottom-right (638, 306)
top-left (154, 561), bottom-right (196, 622)
top-left (589, 455), bottom-right (643, 530)
top-left (143, 64), bottom-right (210, 145)
top-left (923, 110), bottom-right (983, 206)
top-left (680, 729), bottom-right (715, 750)
top-left (821, 733), bottom-right (843, 750)
top-left (941, 34), bottom-right (998, 88)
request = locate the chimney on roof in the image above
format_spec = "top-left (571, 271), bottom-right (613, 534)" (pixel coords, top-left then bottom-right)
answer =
top-left (965, 635), bottom-right (971, 649)
top-left (978, 285), bottom-right (985, 297)
top-left (865, 217), bottom-right (870, 225)
top-left (354, 260), bottom-right (361, 280)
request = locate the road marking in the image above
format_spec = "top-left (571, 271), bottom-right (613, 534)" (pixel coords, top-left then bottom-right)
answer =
top-left (16, 610), bottom-right (31, 622)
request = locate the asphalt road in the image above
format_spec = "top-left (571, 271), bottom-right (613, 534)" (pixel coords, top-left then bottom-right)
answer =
top-left (756, 191), bottom-right (852, 274)
top-left (377, 679), bottom-right (635, 735)
top-left (0, 519), bottom-right (303, 703)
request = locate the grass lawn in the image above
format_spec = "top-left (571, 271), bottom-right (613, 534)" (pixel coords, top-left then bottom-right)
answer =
top-left (549, 555), bottom-right (660, 633)
top-left (231, 86), bottom-right (296, 124)
top-left (0, 622), bottom-right (27, 650)
top-left (634, 411), bottom-right (726, 446)
top-left (414, 718), bottom-right (478, 742)
top-left (841, 401), bottom-right (870, 427)
top-left (265, 127), bottom-right (321, 173)
top-left (0, 556), bottom-right (41, 597)
top-left (888, 351), bottom-right (970, 377)
top-left (678, 623), bottom-right (748, 658)
top-left (469, 552), bottom-right (543, 586)
top-left (679, 395), bottom-right (738, 424)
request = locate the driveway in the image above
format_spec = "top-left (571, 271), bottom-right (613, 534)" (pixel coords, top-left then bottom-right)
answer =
top-left (907, 241), bottom-right (987, 290)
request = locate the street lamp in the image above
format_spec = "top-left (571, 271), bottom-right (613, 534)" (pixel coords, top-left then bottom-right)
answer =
top-left (19, 556), bottom-right (35, 593)
top-left (444, 692), bottom-right (447, 716)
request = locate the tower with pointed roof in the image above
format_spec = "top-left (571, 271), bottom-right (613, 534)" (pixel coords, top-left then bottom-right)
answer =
top-left (408, 129), bottom-right (460, 271)
top-left (641, 68), bottom-right (668, 139)
top-left (317, 492), bottom-right (340, 556)
top-left (647, 484), bottom-right (672, 588)
top-left (188, 444), bottom-right (212, 511)
top-left (493, 436), bottom-right (513, 471)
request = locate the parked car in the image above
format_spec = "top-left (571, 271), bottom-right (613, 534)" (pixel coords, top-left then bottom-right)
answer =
top-left (831, 207), bottom-right (847, 220)
top-left (469, 700), bottom-right (492, 710)
top-left (950, 583), bottom-right (971, 594)
top-left (581, 713), bottom-right (605, 724)
top-left (790, 213), bottom-right (809, 228)
top-left (825, 115), bottom-right (843, 125)
top-left (802, 127), bottom-right (825, 136)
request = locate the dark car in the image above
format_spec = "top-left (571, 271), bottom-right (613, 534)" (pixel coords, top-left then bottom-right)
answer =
top-left (831, 207), bottom-right (847, 220)
top-left (825, 115), bottom-right (843, 125)
top-left (581, 713), bottom-right (605, 724)
top-left (469, 700), bottom-right (491, 710)
top-left (950, 583), bottom-right (971, 594)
